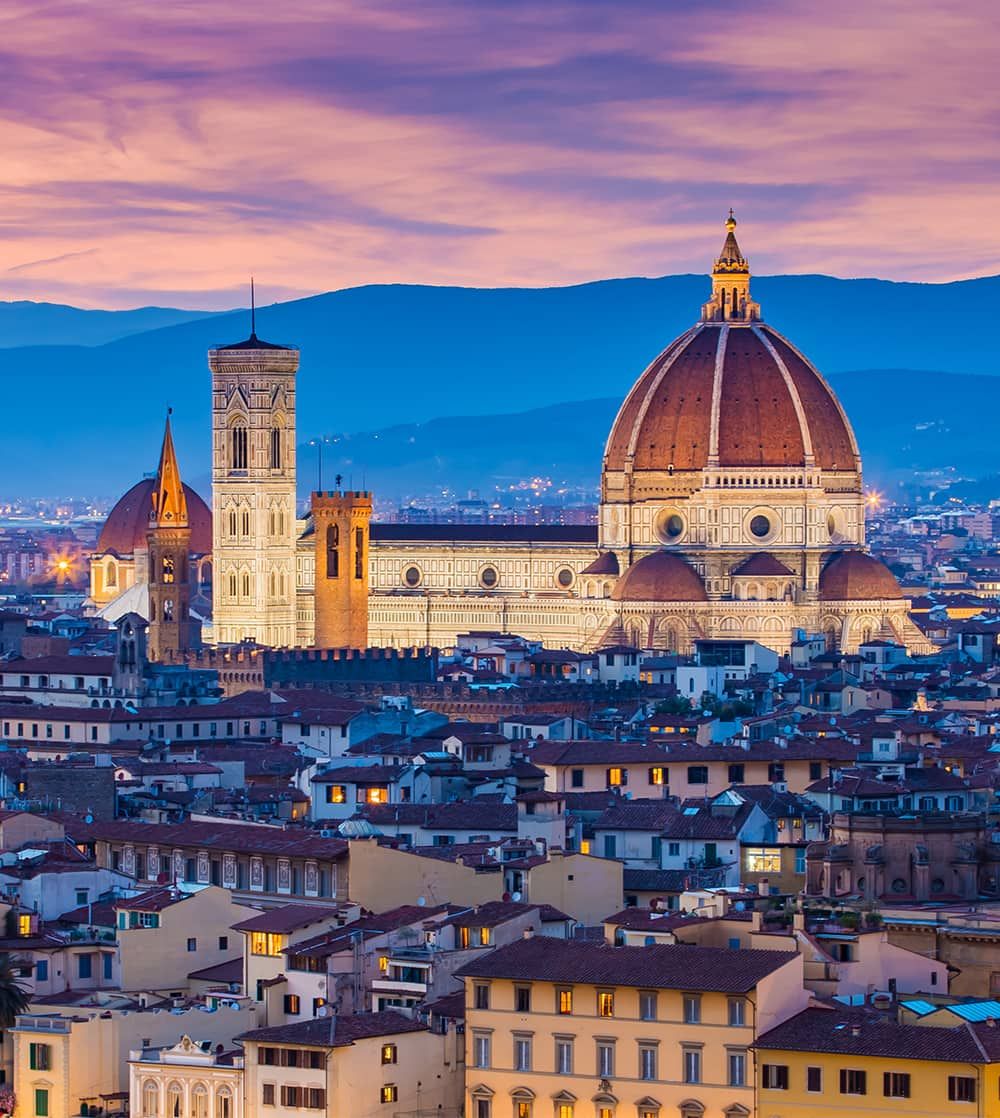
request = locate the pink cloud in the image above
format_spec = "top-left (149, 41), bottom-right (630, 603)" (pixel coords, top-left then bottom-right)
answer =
top-left (0, 0), bottom-right (996, 307)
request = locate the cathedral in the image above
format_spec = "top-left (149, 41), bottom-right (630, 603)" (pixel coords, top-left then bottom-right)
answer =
top-left (91, 217), bottom-right (931, 658)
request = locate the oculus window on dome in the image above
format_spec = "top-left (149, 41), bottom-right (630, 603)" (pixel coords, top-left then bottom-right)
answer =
top-left (654, 509), bottom-right (686, 545)
top-left (479, 566), bottom-right (499, 590)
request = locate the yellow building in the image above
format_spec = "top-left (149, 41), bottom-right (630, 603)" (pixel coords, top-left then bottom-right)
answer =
top-left (457, 935), bottom-right (808, 1118)
top-left (238, 1009), bottom-right (463, 1118)
top-left (754, 1005), bottom-right (1000, 1116)
top-left (115, 884), bottom-right (257, 995)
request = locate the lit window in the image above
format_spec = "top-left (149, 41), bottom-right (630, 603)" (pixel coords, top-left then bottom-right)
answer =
top-left (649, 766), bottom-right (666, 785)
top-left (607, 767), bottom-right (625, 787)
top-left (378, 955), bottom-right (389, 974)
top-left (380, 1085), bottom-right (398, 1104)
top-left (17, 914), bottom-right (31, 936)
top-left (558, 988), bottom-right (573, 1014)
top-left (597, 991), bottom-right (614, 1017)
top-left (249, 932), bottom-right (283, 957)
top-left (580, 840), bottom-right (591, 855)
top-left (326, 785), bottom-right (346, 804)
top-left (479, 927), bottom-right (491, 946)
top-left (364, 787), bottom-right (388, 805)
top-left (745, 848), bottom-right (782, 874)
top-left (381, 1044), bottom-right (397, 1065)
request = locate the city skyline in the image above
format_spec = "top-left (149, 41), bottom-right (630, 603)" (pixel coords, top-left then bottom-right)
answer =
top-left (1, 0), bottom-right (998, 309)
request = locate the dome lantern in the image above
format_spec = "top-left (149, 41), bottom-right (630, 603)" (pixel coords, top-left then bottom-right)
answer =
top-left (702, 210), bottom-right (761, 323)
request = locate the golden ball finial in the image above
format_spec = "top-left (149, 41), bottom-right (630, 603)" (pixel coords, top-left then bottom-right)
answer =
top-left (726, 208), bottom-right (737, 232)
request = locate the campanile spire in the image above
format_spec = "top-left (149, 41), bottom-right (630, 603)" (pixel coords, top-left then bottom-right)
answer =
top-left (701, 211), bottom-right (761, 323)
top-left (151, 409), bottom-right (189, 529)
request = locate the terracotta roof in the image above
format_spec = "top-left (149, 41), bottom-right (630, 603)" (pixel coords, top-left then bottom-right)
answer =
top-left (455, 937), bottom-right (796, 992)
top-left (237, 1009), bottom-right (425, 1047)
top-left (67, 818), bottom-right (349, 861)
top-left (604, 322), bottom-right (857, 474)
top-left (232, 904), bottom-right (341, 934)
top-left (611, 552), bottom-right (707, 603)
top-left (96, 478), bottom-right (211, 555)
top-left (593, 801), bottom-right (679, 832)
top-left (603, 908), bottom-right (705, 931)
top-left (622, 868), bottom-right (699, 892)
top-left (114, 886), bottom-right (192, 913)
top-left (819, 551), bottom-right (903, 601)
top-left (359, 802), bottom-right (517, 831)
top-left (580, 552), bottom-right (620, 577)
top-left (730, 553), bottom-right (795, 577)
top-left (0, 655), bottom-right (114, 676)
top-left (755, 1005), bottom-right (1000, 1062)
top-left (187, 957), bottom-right (243, 983)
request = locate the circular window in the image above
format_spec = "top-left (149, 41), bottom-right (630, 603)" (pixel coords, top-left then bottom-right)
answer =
top-left (891, 878), bottom-right (907, 893)
top-left (556, 567), bottom-right (574, 589)
top-left (479, 566), bottom-right (499, 589)
top-left (750, 514), bottom-right (772, 538)
top-left (654, 508), bottom-right (686, 544)
top-left (827, 509), bottom-right (847, 544)
top-left (402, 565), bottom-right (422, 588)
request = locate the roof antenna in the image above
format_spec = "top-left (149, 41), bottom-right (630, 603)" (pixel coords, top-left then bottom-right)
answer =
top-left (250, 276), bottom-right (256, 339)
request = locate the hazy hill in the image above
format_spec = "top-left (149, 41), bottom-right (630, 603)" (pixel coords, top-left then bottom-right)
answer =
top-left (0, 301), bottom-right (214, 348)
top-left (1, 273), bottom-right (999, 496)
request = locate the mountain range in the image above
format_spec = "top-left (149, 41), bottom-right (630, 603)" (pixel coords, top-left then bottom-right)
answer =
top-left (0, 273), bottom-right (998, 499)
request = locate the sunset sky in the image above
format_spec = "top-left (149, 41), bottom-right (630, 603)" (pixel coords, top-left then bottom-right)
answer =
top-left (1, 0), bottom-right (997, 309)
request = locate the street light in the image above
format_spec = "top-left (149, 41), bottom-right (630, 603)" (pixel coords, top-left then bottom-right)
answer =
top-left (308, 437), bottom-right (329, 492)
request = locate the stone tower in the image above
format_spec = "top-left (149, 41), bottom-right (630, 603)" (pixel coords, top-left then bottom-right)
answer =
top-left (147, 412), bottom-right (193, 660)
top-left (209, 309), bottom-right (299, 648)
top-left (311, 489), bottom-right (372, 649)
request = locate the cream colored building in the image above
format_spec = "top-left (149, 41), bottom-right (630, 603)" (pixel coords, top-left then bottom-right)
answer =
top-left (299, 218), bottom-right (927, 657)
top-left (209, 327), bottom-right (299, 647)
top-left (115, 884), bottom-right (257, 995)
top-left (457, 935), bottom-right (809, 1118)
top-left (130, 1035), bottom-right (243, 1118)
top-left (11, 1002), bottom-right (255, 1118)
top-left (238, 1010), bottom-right (463, 1118)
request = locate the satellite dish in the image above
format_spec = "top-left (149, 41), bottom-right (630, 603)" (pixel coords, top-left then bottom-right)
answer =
top-left (417, 896), bottom-right (426, 906)
top-left (511, 891), bottom-right (522, 902)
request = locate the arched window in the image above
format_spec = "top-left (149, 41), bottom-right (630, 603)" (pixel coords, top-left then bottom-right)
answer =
top-left (230, 423), bottom-right (248, 471)
top-left (241, 509), bottom-right (251, 537)
top-left (167, 1081), bottom-right (183, 1118)
top-left (106, 561), bottom-right (117, 588)
top-left (163, 599), bottom-right (174, 622)
top-left (354, 527), bottom-right (364, 579)
top-left (217, 1086), bottom-right (233, 1118)
top-left (228, 571), bottom-right (237, 599)
top-left (269, 570), bottom-right (276, 597)
top-left (327, 524), bottom-right (340, 579)
top-left (279, 570), bottom-right (287, 596)
top-left (270, 425), bottom-right (282, 469)
top-left (268, 508), bottom-right (276, 536)
top-left (191, 1083), bottom-right (209, 1118)
top-left (228, 509), bottom-right (237, 537)
top-left (162, 556), bottom-right (175, 584)
top-left (241, 571), bottom-right (251, 598)
top-left (142, 1080), bottom-right (159, 1118)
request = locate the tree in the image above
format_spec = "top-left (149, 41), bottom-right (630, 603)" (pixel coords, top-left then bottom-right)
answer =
top-left (0, 954), bottom-right (31, 1028)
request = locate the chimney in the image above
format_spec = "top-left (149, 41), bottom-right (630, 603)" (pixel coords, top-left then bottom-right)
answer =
top-left (851, 1025), bottom-right (861, 1037)
top-left (522, 927), bottom-right (535, 940)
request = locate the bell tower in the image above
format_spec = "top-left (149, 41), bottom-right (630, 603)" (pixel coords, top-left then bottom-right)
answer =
top-left (311, 488), bottom-right (372, 649)
top-left (147, 411), bottom-right (193, 660)
top-left (209, 290), bottom-right (299, 647)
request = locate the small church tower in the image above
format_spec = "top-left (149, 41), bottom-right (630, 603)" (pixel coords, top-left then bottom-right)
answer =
top-left (311, 488), bottom-right (372, 649)
top-left (209, 289), bottom-right (299, 647)
top-left (147, 411), bottom-right (193, 660)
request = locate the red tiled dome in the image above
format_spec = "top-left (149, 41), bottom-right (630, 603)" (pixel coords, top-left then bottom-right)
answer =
top-left (97, 479), bottom-right (212, 555)
top-left (610, 552), bottom-right (708, 602)
top-left (819, 551), bottom-right (902, 601)
top-left (604, 323), bottom-right (858, 473)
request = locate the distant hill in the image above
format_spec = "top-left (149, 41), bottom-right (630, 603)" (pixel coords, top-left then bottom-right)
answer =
top-left (270, 370), bottom-right (1000, 502)
top-left (1, 273), bottom-right (999, 496)
top-left (0, 301), bottom-right (215, 348)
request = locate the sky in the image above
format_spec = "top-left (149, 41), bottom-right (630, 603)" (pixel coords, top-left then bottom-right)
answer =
top-left (1, 0), bottom-right (998, 309)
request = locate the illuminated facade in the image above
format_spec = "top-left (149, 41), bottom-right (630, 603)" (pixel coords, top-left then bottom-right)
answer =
top-left (296, 218), bottom-right (931, 656)
top-left (209, 330), bottom-right (299, 647)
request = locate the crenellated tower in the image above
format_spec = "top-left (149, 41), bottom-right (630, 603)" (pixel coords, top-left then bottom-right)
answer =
top-left (147, 411), bottom-right (193, 659)
top-left (209, 297), bottom-right (299, 647)
top-left (311, 489), bottom-right (372, 649)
